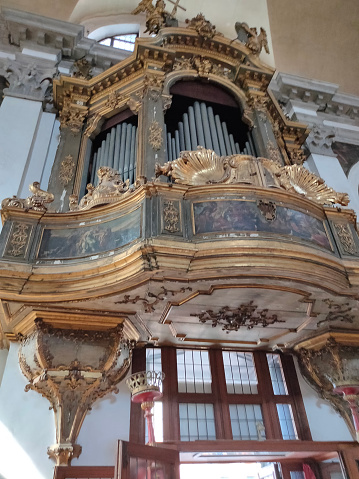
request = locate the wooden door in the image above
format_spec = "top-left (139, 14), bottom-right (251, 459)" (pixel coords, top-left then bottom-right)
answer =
top-left (115, 441), bottom-right (180, 479)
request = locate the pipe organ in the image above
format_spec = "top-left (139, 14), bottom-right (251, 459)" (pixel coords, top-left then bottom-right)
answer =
top-left (165, 101), bottom-right (255, 162)
top-left (91, 121), bottom-right (138, 185)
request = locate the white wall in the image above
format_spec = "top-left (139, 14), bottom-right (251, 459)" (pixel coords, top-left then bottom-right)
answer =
top-left (0, 343), bottom-right (132, 478)
top-left (295, 359), bottom-right (352, 442)
top-left (0, 343), bottom-right (55, 479)
top-left (0, 349), bottom-right (8, 387)
top-left (75, 371), bottom-right (131, 466)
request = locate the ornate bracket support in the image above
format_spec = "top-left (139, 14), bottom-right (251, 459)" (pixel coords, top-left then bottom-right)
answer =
top-left (18, 320), bottom-right (133, 465)
top-left (295, 333), bottom-right (359, 441)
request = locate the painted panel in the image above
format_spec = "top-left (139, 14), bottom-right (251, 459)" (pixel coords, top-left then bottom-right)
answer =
top-left (192, 200), bottom-right (331, 250)
top-left (37, 207), bottom-right (142, 259)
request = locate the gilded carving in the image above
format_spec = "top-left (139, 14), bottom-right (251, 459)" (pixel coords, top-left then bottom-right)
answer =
top-left (69, 167), bottom-right (130, 211)
top-left (266, 140), bottom-right (282, 164)
top-left (279, 164), bottom-right (350, 206)
top-left (6, 223), bottom-right (30, 257)
top-left (59, 97), bottom-right (88, 134)
top-left (257, 200), bottom-right (276, 221)
top-left (115, 285), bottom-right (192, 313)
top-left (84, 113), bottom-right (103, 138)
top-left (173, 55), bottom-right (233, 80)
top-left (233, 22), bottom-right (269, 56)
top-left (296, 337), bottom-right (359, 440)
top-left (288, 148), bottom-right (307, 165)
top-left (59, 155), bottom-right (75, 187)
top-left (163, 200), bottom-right (180, 233)
top-left (127, 92), bottom-right (144, 114)
top-left (1, 181), bottom-right (54, 212)
top-left (148, 120), bottom-right (163, 150)
top-left (334, 223), bottom-right (358, 255)
top-left (155, 147), bottom-right (347, 205)
top-left (18, 321), bottom-right (133, 465)
top-left (72, 58), bottom-right (93, 80)
top-left (106, 91), bottom-right (124, 109)
top-left (185, 13), bottom-right (221, 39)
top-left (162, 94), bottom-right (173, 111)
top-left (193, 300), bottom-right (283, 332)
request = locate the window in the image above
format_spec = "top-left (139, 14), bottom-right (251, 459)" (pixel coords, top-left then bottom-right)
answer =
top-left (99, 34), bottom-right (137, 52)
top-left (277, 404), bottom-right (298, 440)
top-left (179, 403), bottom-right (216, 441)
top-left (229, 404), bottom-right (265, 440)
top-left (267, 353), bottom-right (288, 395)
top-left (177, 349), bottom-right (211, 393)
top-left (223, 351), bottom-right (258, 394)
top-left (131, 348), bottom-right (309, 444)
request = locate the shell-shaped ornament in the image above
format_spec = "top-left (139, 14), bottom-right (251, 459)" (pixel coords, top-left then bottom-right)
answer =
top-left (280, 165), bottom-right (350, 206)
top-left (170, 147), bottom-right (229, 185)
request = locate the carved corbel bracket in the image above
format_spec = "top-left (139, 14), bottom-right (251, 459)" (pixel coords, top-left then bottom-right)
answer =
top-left (18, 320), bottom-right (134, 465)
top-left (295, 333), bottom-right (359, 441)
top-left (59, 94), bottom-right (89, 135)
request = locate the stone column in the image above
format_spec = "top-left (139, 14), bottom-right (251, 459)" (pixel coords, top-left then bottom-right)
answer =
top-left (0, 59), bottom-right (57, 216)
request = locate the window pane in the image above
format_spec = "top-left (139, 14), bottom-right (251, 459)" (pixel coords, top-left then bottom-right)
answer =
top-left (277, 404), bottom-right (298, 439)
top-left (179, 403), bottom-right (216, 441)
top-left (223, 351), bottom-right (258, 394)
top-left (99, 38), bottom-right (111, 46)
top-left (176, 349), bottom-right (212, 393)
top-left (229, 404), bottom-right (266, 440)
top-left (290, 473), bottom-right (305, 479)
top-left (267, 353), bottom-right (288, 395)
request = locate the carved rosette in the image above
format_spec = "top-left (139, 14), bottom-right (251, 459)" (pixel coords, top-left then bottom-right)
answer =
top-left (18, 320), bottom-right (133, 465)
top-left (295, 334), bottom-right (359, 441)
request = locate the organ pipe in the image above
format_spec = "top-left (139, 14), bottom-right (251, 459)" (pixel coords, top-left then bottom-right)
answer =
top-left (165, 101), bottom-right (252, 162)
top-left (91, 121), bottom-right (138, 185)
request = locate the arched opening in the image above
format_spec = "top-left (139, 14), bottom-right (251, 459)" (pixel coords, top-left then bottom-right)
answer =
top-left (165, 80), bottom-right (254, 162)
top-left (87, 109), bottom-right (138, 186)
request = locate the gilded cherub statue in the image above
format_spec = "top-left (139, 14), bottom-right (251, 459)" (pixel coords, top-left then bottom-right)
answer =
top-left (233, 22), bottom-right (269, 56)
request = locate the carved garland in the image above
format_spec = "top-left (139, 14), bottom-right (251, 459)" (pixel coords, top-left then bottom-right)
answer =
top-left (148, 120), bottom-right (163, 150)
top-left (59, 155), bottom-right (75, 187)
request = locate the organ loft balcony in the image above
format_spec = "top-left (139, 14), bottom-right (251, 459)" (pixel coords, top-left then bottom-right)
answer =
top-left (1, 22), bottom-right (359, 353)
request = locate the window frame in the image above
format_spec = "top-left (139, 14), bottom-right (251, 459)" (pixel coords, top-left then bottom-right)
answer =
top-left (130, 347), bottom-right (311, 444)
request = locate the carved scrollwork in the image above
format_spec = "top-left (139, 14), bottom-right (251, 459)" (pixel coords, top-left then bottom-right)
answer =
top-left (317, 299), bottom-right (355, 328)
top-left (115, 285), bottom-right (192, 313)
top-left (69, 167), bottom-right (130, 211)
top-left (334, 223), bottom-right (358, 255)
top-left (1, 181), bottom-right (54, 212)
top-left (173, 55), bottom-right (234, 80)
top-left (59, 155), bottom-right (75, 187)
top-left (18, 321), bottom-right (133, 466)
top-left (192, 300), bottom-right (284, 332)
top-left (148, 120), bottom-right (163, 150)
top-left (5, 223), bottom-right (30, 257)
top-left (163, 200), bottom-right (180, 233)
top-left (72, 58), bottom-right (93, 80)
top-left (233, 22), bottom-right (269, 56)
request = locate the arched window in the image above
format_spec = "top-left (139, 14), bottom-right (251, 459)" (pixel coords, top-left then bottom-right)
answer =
top-left (98, 33), bottom-right (138, 52)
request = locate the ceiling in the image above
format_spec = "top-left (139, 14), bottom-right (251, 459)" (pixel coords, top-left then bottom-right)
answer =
top-left (0, 0), bottom-right (358, 96)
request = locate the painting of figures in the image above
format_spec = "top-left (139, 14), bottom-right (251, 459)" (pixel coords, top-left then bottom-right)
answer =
top-left (38, 207), bottom-right (142, 259)
top-left (193, 200), bottom-right (331, 250)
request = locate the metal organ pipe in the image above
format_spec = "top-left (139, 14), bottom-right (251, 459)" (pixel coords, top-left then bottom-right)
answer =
top-left (91, 121), bottom-right (137, 186)
top-left (164, 101), bottom-right (253, 162)
top-left (200, 102), bottom-right (213, 150)
top-left (194, 101), bottom-right (205, 148)
top-left (182, 113), bottom-right (192, 150)
top-left (207, 106), bottom-right (220, 155)
top-left (188, 106), bottom-right (198, 150)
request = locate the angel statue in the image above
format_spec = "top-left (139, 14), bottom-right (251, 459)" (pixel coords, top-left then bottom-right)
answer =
top-left (232, 22), bottom-right (270, 56)
top-left (131, 0), bottom-right (155, 15)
